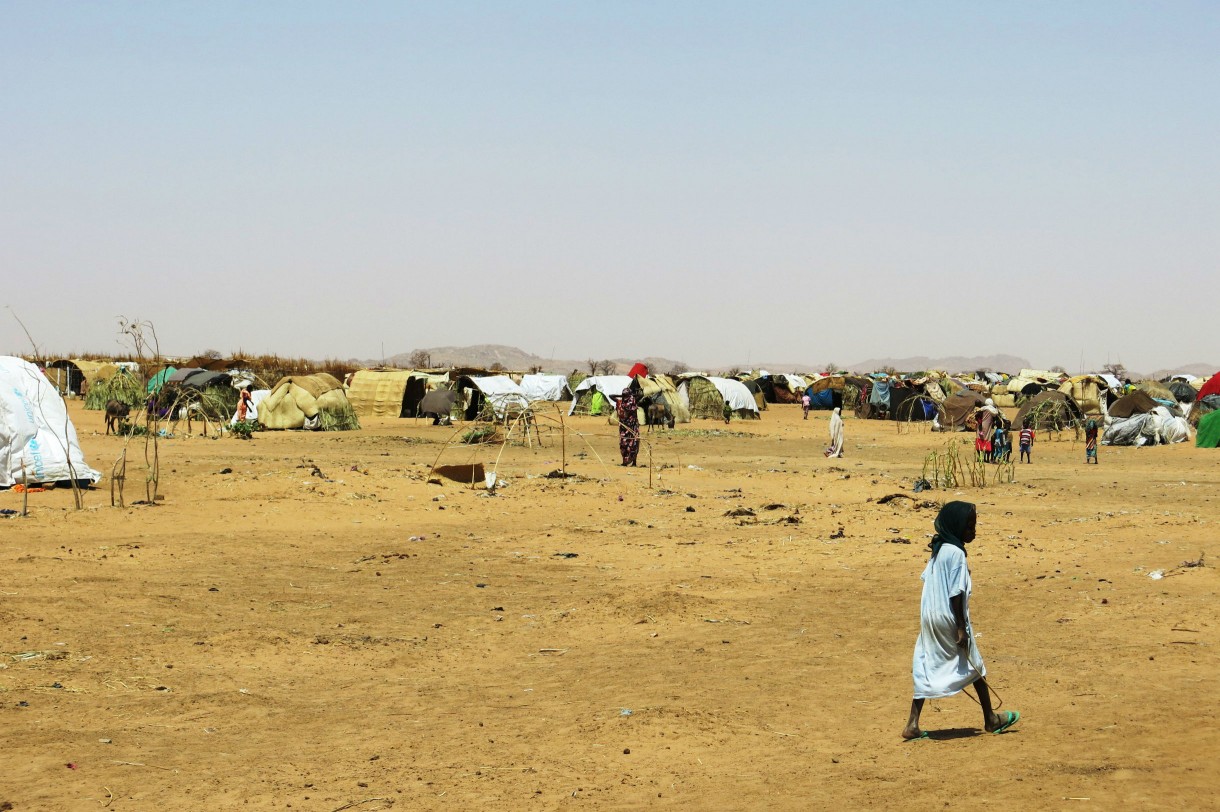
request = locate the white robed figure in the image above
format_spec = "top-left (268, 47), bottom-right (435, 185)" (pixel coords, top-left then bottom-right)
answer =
top-left (826, 407), bottom-right (844, 458)
top-left (902, 501), bottom-right (1020, 740)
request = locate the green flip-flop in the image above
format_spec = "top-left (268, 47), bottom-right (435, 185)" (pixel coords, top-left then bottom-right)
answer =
top-left (903, 731), bottom-right (931, 742)
top-left (991, 710), bottom-right (1020, 734)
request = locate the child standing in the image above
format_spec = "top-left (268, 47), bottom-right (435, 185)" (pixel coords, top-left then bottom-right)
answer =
top-left (801, 392), bottom-right (811, 420)
top-left (993, 423), bottom-right (1011, 464)
top-left (1084, 418), bottom-right (1099, 464)
top-left (1019, 421), bottom-right (1035, 464)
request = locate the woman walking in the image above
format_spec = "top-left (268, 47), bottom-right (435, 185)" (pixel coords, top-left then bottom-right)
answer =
top-left (902, 501), bottom-right (1020, 740)
top-left (825, 407), bottom-right (844, 458)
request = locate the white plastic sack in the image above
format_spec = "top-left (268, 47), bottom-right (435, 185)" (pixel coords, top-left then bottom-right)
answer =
top-left (0, 356), bottom-right (101, 486)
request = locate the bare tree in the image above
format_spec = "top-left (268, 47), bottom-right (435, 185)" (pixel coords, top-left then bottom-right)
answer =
top-left (667, 362), bottom-right (689, 376)
top-left (1049, 365), bottom-right (1067, 374)
top-left (528, 364), bottom-right (543, 374)
top-left (200, 348), bottom-right (222, 360)
top-left (1101, 362), bottom-right (1127, 381)
top-left (408, 349), bottom-right (431, 369)
top-left (489, 361), bottom-right (506, 373)
top-left (597, 359), bottom-right (617, 375)
top-left (724, 367), bottom-right (742, 378)
top-left (822, 362), bottom-right (838, 374)
top-left (586, 358), bottom-right (599, 376)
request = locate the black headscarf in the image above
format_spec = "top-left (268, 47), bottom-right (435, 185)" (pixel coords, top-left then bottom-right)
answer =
top-left (929, 501), bottom-right (976, 558)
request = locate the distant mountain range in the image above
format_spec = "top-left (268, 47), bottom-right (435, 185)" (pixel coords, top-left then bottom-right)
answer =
top-left (384, 345), bottom-right (1214, 380)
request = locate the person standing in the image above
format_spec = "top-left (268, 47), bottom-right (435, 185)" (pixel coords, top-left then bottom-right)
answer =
top-left (1084, 418), bottom-right (1099, 464)
top-left (1019, 421), bottom-right (1035, 464)
top-left (826, 406), bottom-right (844, 458)
top-left (237, 386), bottom-right (254, 423)
top-left (976, 398), bottom-right (999, 462)
top-left (801, 392), bottom-right (811, 420)
top-left (616, 386), bottom-right (640, 466)
top-left (902, 501), bottom-right (1020, 740)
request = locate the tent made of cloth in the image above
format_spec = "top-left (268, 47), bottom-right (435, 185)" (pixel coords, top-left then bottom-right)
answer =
top-left (569, 376), bottom-right (634, 416)
top-left (1058, 375), bottom-right (1109, 415)
top-left (1135, 380), bottom-right (1177, 404)
top-left (940, 391), bottom-right (987, 430)
top-left (260, 373), bottom-right (357, 430)
top-left (166, 368), bottom-right (232, 389)
top-left (0, 356), bottom-right (101, 486)
top-left (146, 366), bottom-right (177, 394)
top-left (1108, 390), bottom-right (1161, 419)
top-left (456, 375), bottom-right (529, 419)
top-left (43, 359), bottom-right (120, 397)
top-left (635, 375), bottom-right (691, 424)
top-left (419, 389), bottom-right (458, 421)
top-left (519, 374), bottom-right (573, 402)
top-left (676, 376), bottom-right (760, 419)
top-left (1104, 407), bottom-right (1190, 447)
top-left (1197, 372), bottom-right (1220, 402)
top-left (1013, 390), bottom-right (1084, 431)
top-left (1197, 411), bottom-right (1220, 448)
top-left (346, 368), bottom-right (421, 418)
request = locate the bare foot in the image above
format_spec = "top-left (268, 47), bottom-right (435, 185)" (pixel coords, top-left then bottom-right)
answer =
top-left (901, 726), bottom-right (927, 740)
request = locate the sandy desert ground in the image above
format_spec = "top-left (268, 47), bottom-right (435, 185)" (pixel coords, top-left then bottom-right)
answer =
top-left (2, 400), bottom-right (1217, 811)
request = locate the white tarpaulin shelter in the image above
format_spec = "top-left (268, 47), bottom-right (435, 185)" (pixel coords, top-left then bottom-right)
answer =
top-left (519, 374), bottom-right (572, 402)
top-left (0, 356), bottom-right (101, 487)
top-left (569, 376), bottom-right (634, 415)
top-left (467, 376), bottom-right (529, 418)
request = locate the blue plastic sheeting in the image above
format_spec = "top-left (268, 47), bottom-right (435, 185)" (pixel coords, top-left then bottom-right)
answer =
top-left (810, 389), bottom-right (835, 409)
top-left (869, 381), bottom-right (891, 408)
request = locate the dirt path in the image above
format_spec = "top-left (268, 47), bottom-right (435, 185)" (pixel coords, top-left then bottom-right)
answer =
top-left (2, 402), bottom-right (1216, 810)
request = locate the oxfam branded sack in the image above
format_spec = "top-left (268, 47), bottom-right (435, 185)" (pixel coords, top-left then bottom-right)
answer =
top-left (0, 356), bottom-right (101, 487)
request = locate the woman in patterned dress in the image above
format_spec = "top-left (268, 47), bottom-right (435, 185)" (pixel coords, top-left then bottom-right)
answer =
top-left (616, 386), bottom-right (640, 466)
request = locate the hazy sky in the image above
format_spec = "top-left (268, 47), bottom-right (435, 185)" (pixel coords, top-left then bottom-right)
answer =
top-left (2, 2), bottom-right (1217, 373)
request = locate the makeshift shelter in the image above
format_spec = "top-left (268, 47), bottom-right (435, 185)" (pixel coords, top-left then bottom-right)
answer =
top-left (1197, 411), bottom-right (1220, 448)
top-left (569, 376), bottom-right (634, 416)
top-left (346, 369), bottom-right (420, 418)
top-left (454, 375), bottom-right (529, 420)
top-left (1135, 380), bottom-right (1177, 405)
top-left (418, 389), bottom-right (459, 423)
top-left (0, 356), bottom-right (101, 486)
top-left (676, 376), bottom-right (759, 420)
top-left (1197, 372), bottom-right (1220, 402)
top-left (1058, 375), bottom-right (1109, 415)
top-left (1104, 406), bottom-right (1190, 447)
top-left (939, 391), bottom-right (987, 430)
top-left (1013, 391), bottom-right (1084, 431)
top-left (259, 373), bottom-right (358, 431)
top-left (167, 368), bottom-right (233, 389)
top-left (1108, 390), bottom-right (1161, 420)
top-left (519, 374), bottom-right (573, 403)
top-left (635, 375), bottom-right (691, 425)
top-left (146, 366), bottom-right (178, 394)
top-left (43, 359), bottom-right (120, 397)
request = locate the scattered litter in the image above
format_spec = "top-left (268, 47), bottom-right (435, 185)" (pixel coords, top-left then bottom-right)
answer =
top-left (887, 537), bottom-right (912, 544)
top-left (1148, 570), bottom-right (1164, 580)
top-left (687, 465), bottom-right (703, 471)
top-left (553, 552), bottom-right (578, 559)
top-left (620, 708), bottom-right (632, 716)
top-left (829, 527), bottom-right (846, 539)
top-left (408, 535), bottom-right (426, 542)
top-left (538, 648), bottom-right (566, 655)
top-left (724, 508), bottom-right (756, 518)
